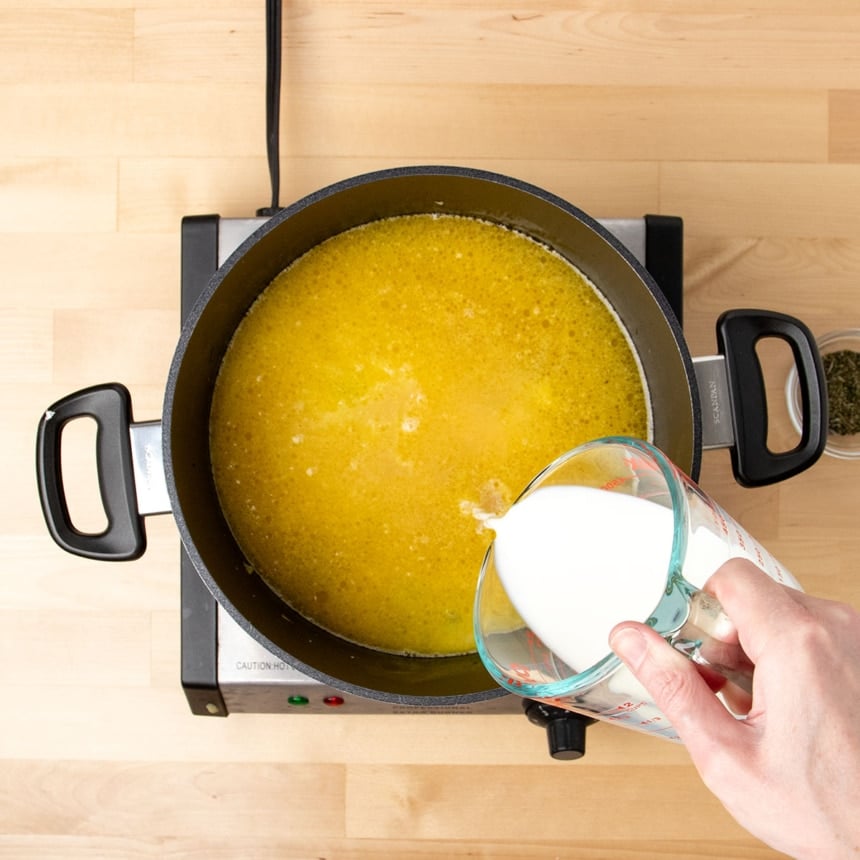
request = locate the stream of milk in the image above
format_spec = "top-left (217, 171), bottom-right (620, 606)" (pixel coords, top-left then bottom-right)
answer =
top-left (487, 485), bottom-right (730, 674)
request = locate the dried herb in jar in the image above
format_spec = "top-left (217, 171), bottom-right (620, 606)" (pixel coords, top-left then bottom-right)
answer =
top-left (823, 349), bottom-right (860, 435)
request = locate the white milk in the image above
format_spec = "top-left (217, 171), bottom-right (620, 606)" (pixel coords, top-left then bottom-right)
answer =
top-left (488, 485), bottom-right (679, 673)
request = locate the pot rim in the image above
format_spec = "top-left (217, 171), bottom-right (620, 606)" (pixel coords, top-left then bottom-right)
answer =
top-left (162, 164), bottom-right (700, 704)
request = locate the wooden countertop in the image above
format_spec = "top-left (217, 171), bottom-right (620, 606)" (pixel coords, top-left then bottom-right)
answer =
top-left (3, 4), bottom-right (860, 858)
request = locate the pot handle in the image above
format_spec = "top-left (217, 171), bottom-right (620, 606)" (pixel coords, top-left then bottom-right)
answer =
top-left (35, 383), bottom-right (146, 560)
top-left (716, 309), bottom-right (828, 487)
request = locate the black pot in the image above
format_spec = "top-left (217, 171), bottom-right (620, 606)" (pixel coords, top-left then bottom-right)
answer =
top-left (36, 166), bottom-right (827, 706)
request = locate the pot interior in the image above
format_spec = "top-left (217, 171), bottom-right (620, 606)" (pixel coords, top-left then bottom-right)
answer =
top-left (164, 167), bottom-right (698, 702)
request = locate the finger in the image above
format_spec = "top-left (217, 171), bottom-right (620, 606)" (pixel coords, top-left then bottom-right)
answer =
top-left (703, 559), bottom-right (807, 665)
top-left (609, 621), bottom-right (745, 750)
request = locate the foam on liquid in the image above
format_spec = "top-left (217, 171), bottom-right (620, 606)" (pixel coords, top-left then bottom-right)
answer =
top-left (489, 485), bottom-right (677, 673)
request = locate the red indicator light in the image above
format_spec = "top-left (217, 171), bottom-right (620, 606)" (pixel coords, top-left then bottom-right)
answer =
top-left (323, 695), bottom-right (345, 707)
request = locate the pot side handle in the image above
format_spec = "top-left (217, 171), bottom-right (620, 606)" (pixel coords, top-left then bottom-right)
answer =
top-left (716, 309), bottom-right (828, 487)
top-left (35, 382), bottom-right (146, 560)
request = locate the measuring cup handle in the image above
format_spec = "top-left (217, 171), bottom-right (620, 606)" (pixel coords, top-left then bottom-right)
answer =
top-left (671, 591), bottom-right (754, 696)
top-left (716, 309), bottom-right (827, 487)
top-left (35, 382), bottom-right (146, 560)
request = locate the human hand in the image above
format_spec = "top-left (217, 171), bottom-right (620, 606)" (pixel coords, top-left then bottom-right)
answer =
top-left (609, 558), bottom-right (860, 859)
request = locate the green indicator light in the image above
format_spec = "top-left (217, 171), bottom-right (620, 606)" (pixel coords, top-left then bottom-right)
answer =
top-left (287, 695), bottom-right (309, 706)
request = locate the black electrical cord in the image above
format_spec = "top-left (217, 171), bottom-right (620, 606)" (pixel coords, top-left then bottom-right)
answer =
top-left (257, 0), bottom-right (283, 217)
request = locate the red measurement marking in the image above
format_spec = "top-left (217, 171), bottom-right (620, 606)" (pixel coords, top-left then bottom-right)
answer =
top-left (605, 700), bottom-right (644, 718)
top-left (601, 475), bottom-right (633, 491)
top-left (508, 662), bottom-right (534, 682)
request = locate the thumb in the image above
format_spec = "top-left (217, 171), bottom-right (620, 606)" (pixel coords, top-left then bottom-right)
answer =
top-left (609, 621), bottom-right (743, 749)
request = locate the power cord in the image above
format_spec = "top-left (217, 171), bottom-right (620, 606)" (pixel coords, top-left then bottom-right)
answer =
top-left (257, 0), bottom-right (283, 217)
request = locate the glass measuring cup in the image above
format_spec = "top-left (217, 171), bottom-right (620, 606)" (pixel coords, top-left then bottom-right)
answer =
top-left (473, 436), bottom-right (801, 742)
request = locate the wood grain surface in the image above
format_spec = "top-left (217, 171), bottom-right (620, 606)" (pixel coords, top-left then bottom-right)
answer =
top-left (3, 3), bottom-right (860, 858)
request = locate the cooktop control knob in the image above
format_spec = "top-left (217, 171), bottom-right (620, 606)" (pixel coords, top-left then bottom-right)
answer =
top-left (523, 699), bottom-right (597, 761)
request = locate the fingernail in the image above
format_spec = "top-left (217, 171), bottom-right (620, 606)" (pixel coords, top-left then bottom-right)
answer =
top-left (609, 626), bottom-right (647, 667)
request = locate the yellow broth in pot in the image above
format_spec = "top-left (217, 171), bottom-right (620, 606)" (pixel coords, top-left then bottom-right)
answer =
top-left (209, 214), bottom-right (648, 656)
